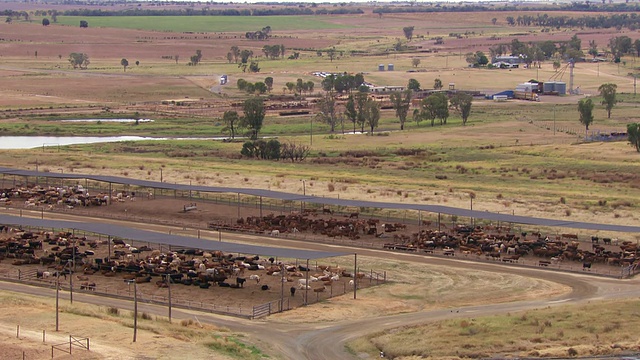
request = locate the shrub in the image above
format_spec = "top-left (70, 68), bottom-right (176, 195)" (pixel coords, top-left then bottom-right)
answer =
top-left (106, 307), bottom-right (119, 316)
top-left (567, 347), bottom-right (578, 357)
top-left (327, 183), bottom-right (335, 192)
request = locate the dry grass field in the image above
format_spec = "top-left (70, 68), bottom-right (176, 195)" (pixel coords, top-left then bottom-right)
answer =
top-left (1, 4), bottom-right (640, 359)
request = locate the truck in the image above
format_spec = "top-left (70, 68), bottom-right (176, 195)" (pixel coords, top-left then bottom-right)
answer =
top-left (514, 91), bottom-right (539, 101)
top-left (219, 74), bottom-right (228, 85)
top-left (514, 83), bottom-right (540, 101)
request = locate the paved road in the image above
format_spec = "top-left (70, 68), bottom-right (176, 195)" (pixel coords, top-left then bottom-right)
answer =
top-left (3, 209), bottom-right (640, 359)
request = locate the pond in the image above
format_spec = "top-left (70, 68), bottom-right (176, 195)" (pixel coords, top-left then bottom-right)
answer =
top-left (0, 136), bottom-right (226, 150)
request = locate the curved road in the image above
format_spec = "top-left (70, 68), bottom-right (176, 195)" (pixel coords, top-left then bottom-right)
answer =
top-left (2, 210), bottom-right (639, 359)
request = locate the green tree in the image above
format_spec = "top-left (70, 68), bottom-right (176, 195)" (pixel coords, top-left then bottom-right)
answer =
top-left (491, 17), bottom-right (497, 25)
top-left (627, 123), bottom-right (640, 152)
top-left (568, 34), bottom-right (581, 52)
top-left (420, 93), bottom-right (448, 126)
top-left (237, 78), bottom-right (248, 91)
top-left (296, 78), bottom-right (304, 95)
top-left (306, 81), bottom-right (315, 94)
top-left (254, 81), bottom-right (267, 94)
top-left (553, 61), bottom-right (561, 72)
top-left (539, 40), bottom-right (557, 58)
top-left (403, 26), bottom-right (415, 41)
top-left (364, 99), bottom-right (381, 134)
top-left (433, 78), bottom-right (443, 90)
top-left (79, 20), bottom-right (88, 28)
top-left (230, 46), bottom-right (240, 63)
top-left (390, 90), bottom-right (412, 130)
top-left (345, 95), bottom-right (358, 133)
top-left (609, 36), bottom-right (633, 60)
top-left (120, 58), bottom-right (129, 72)
top-left (42, 18), bottom-right (49, 26)
top-left (411, 58), bottom-right (420, 68)
top-left (222, 110), bottom-right (241, 140)
top-left (450, 93), bottom-right (473, 126)
top-left (598, 83), bottom-right (617, 119)
top-left (264, 77), bottom-right (274, 92)
top-left (249, 61), bottom-right (260, 73)
top-left (68, 53), bottom-right (89, 69)
top-left (316, 93), bottom-right (338, 132)
top-left (226, 52), bottom-right (233, 63)
top-left (354, 92), bottom-right (369, 132)
top-left (635, 39), bottom-right (640, 57)
top-left (407, 78), bottom-right (421, 91)
top-left (327, 47), bottom-right (336, 62)
top-left (240, 49), bottom-right (253, 64)
top-left (241, 97), bottom-right (265, 140)
top-left (588, 40), bottom-right (598, 58)
top-left (578, 98), bottom-right (595, 133)
top-left (285, 82), bottom-right (295, 94)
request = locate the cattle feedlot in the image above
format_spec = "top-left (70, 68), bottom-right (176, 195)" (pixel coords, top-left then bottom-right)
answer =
top-left (1, 0), bottom-right (640, 359)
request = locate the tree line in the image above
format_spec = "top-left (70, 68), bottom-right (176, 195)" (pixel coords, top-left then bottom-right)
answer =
top-left (24, 7), bottom-right (363, 18)
top-left (372, 3), bottom-right (639, 14)
top-left (505, 13), bottom-right (640, 31)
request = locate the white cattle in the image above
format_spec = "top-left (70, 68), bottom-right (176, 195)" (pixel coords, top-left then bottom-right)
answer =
top-left (249, 274), bottom-right (260, 283)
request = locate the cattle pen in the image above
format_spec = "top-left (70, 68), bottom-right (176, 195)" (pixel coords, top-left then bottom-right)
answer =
top-left (2, 167), bottom-right (640, 284)
top-left (0, 214), bottom-right (386, 319)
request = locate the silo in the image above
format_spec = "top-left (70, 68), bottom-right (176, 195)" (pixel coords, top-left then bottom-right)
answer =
top-left (543, 81), bottom-right (555, 94)
top-left (555, 82), bottom-right (567, 95)
top-left (388, 64), bottom-right (394, 71)
top-left (378, 64), bottom-right (385, 71)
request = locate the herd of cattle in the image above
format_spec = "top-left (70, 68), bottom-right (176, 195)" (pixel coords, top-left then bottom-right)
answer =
top-left (384, 225), bottom-right (638, 269)
top-left (214, 211), bottom-right (637, 270)
top-left (211, 210), bottom-right (401, 241)
top-left (1, 184), bottom-right (140, 209)
top-left (0, 225), bottom-right (356, 296)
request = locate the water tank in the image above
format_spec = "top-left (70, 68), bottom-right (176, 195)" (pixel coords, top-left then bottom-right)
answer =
top-left (378, 64), bottom-right (385, 71)
top-left (387, 64), bottom-right (394, 71)
top-left (543, 81), bottom-right (555, 94)
top-left (555, 82), bottom-right (567, 95)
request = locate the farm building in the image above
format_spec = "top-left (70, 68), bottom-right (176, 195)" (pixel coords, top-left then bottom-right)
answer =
top-left (492, 55), bottom-right (524, 65)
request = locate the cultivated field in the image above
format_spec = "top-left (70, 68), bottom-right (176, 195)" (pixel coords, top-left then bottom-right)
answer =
top-left (1, 3), bottom-right (640, 359)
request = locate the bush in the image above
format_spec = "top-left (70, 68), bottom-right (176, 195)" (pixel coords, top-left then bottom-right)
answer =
top-left (106, 307), bottom-right (119, 316)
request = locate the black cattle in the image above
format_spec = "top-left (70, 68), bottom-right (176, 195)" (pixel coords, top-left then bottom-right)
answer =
top-left (290, 286), bottom-right (296, 297)
top-left (236, 277), bottom-right (246, 288)
top-left (583, 262), bottom-right (592, 270)
top-left (261, 285), bottom-right (270, 291)
top-left (218, 281), bottom-right (230, 287)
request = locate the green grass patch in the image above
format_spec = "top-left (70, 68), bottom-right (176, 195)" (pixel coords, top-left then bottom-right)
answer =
top-left (206, 336), bottom-right (266, 360)
top-left (55, 15), bottom-right (352, 32)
